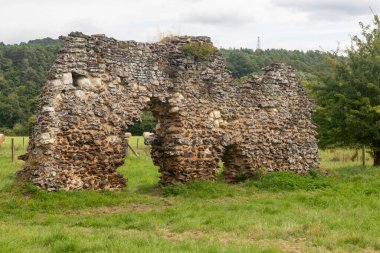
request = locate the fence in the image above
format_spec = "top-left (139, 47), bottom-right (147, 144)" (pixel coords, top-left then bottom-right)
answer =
top-left (0, 136), bottom-right (29, 162)
top-left (0, 136), bottom-right (149, 162)
top-left (0, 136), bottom-right (371, 167)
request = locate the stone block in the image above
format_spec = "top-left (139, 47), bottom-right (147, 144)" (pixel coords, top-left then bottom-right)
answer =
top-left (62, 73), bottom-right (73, 85)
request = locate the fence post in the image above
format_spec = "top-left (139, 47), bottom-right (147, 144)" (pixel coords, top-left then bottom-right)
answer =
top-left (125, 138), bottom-right (129, 156)
top-left (362, 145), bottom-right (366, 166)
top-left (11, 138), bottom-right (14, 162)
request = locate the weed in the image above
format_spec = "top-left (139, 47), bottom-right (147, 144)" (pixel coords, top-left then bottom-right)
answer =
top-left (245, 171), bottom-right (331, 191)
top-left (161, 184), bottom-right (186, 197)
top-left (181, 42), bottom-right (218, 61)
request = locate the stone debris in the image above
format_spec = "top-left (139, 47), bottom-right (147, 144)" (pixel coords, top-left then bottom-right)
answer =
top-left (17, 32), bottom-right (319, 191)
top-left (143, 132), bottom-right (155, 145)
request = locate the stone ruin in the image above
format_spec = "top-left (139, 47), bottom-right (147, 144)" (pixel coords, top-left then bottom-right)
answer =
top-left (17, 32), bottom-right (319, 191)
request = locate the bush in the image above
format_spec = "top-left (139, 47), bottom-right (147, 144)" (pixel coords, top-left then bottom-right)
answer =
top-left (13, 123), bottom-right (27, 136)
top-left (127, 122), bottom-right (155, 136)
top-left (250, 166), bottom-right (268, 180)
top-left (0, 123), bottom-right (28, 136)
top-left (161, 184), bottom-right (186, 197)
top-left (0, 127), bottom-right (15, 136)
top-left (127, 111), bottom-right (156, 136)
top-left (182, 42), bottom-right (218, 61)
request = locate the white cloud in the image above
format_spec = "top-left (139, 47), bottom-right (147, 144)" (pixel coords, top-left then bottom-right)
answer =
top-left (271, 0), bottom-right (380, 20)
top-left (0, 0), bottom-right (377, 50)
top-left (181, 12), bottom-right (252, 26)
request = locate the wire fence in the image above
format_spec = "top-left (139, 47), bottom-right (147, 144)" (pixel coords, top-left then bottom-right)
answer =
top-left (0, 136), bottom-right (29, 162)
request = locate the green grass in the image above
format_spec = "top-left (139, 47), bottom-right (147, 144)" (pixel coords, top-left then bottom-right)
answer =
top-left (0, 137), bottom-right (379, 252)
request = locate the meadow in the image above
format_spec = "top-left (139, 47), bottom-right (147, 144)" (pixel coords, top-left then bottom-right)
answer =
top-left (0, 137), bottom-right (379, 253)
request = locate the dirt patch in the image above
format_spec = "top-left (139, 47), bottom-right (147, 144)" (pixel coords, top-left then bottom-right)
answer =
top-left (62, 203), bottom-right (159, 216)
top-left (159, 228), bottom-right (205, 241)
top-left (258, 239), bottom-right (305, 253)
top-left (159, 228), bottom-right (309, 252)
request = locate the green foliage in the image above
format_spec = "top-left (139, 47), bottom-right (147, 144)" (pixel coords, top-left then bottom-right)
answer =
top-left (127, 111), bottom-right (156, 135)
top-left (245, 171), bottom-right (331, 191)
top-left (12, 123), bottom-right (27, 136)
top-left (220, 48), bottom-right (332, 78)
top-left (161, 184), bottom-right (186, 197)
top-left (250, 166), bottom-right (268, 180)
top-left (312, 15), bottom-right (380, 165)
top-left (28, 114), bottom-right (36, 134)
top-left (0, 127), bottom-right (15, 136)
top-left (182, 42), bottom-right (217, 61)
top-left (0, 38), bottom-right (60, 134)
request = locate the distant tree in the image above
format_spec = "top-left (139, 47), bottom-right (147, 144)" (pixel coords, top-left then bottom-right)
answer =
top-left (313, 15), bottom-right (380, 166)
top-left (127, 111), bottom-right (156, 135)
top-left (220, 48), bottom-right (259, 77)
top-left (28, 115), bottom-right (36, 135)
top-left (0, 38), bottom-right (60, 134)
top-left (220, 48), bottom-right (331, 78)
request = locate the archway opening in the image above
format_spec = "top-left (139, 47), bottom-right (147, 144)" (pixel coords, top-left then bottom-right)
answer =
top-left (118, 105), bottom-right (161, 191)
top-left (221, 144), bottom-right (252, 183)
top-left (119, 96), bottom-right (186, 190)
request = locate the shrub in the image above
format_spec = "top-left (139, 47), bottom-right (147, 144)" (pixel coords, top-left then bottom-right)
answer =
top-left (161, 184), bottom-right (186, 197)
top-left (251, 166), bottom-right (268, 180)
top-left (13, 123), bottom-right (27, 136)
top-left (182, 42), bottom-right (218, 61)
top-left (0, 127), bottom-right (15, 136)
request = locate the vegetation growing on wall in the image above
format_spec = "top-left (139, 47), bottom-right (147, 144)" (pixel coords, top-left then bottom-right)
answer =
top-left (182, 42), bottom-right (218, 61)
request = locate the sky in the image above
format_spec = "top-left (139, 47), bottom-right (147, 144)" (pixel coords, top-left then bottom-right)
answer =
top-left (0, 0), bottom-right (379, 51)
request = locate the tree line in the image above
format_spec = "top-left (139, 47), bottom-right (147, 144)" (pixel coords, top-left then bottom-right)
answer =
top-left (0, 38), bottom-right (60, 135)
top-left (219, 47), bottom-right (331, 78)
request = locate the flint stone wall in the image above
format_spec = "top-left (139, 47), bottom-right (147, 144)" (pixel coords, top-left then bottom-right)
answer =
top-left (17, 32), bottom-right (319, 191)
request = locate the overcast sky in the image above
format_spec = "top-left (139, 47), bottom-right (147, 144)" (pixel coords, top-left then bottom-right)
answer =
top-left (0, 0), bottom-right (379, 50)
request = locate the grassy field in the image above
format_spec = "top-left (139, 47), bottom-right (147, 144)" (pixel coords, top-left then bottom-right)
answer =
top-left (0, 137), bottom-right (379, 252)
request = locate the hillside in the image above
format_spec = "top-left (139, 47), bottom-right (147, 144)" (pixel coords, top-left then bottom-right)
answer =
top-left (0, 38), bottom-right (60, 135)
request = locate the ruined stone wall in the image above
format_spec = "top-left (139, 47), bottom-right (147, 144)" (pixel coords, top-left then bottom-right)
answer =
top-left (17, 32), bottom-right (319, 191)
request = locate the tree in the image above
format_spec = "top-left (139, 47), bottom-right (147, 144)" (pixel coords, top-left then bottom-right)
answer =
top-left (219, 47), bottom-right (330, 79)
top-left (0, 38), bottom-right (60, 134)
top-left (313, 15), bottom-right (380, 166)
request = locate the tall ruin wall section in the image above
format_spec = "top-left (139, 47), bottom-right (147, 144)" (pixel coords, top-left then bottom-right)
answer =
top-left (17, 32), bottom-right (319, 191)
